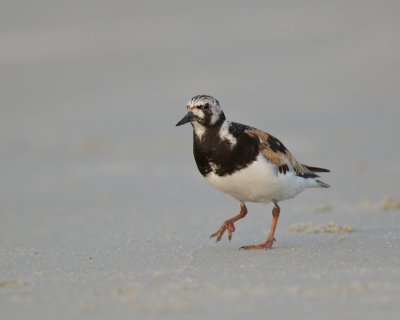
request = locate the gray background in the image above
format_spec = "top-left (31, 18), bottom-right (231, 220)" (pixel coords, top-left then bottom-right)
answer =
top-left (1, 1), bottom-right (400, 319)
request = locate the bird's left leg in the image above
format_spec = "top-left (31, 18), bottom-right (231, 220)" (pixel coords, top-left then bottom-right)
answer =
top-left (210, 202), bottom-right (248, 242)
top-left (240, 201), bottom-right (280, 250)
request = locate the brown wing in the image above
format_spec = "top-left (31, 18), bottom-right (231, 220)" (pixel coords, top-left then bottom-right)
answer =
top-left (245, 128), bottom-right (308, 176)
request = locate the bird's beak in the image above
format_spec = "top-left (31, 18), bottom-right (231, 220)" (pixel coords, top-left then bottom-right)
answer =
top-left (176, 113), bottom-right (193, 126)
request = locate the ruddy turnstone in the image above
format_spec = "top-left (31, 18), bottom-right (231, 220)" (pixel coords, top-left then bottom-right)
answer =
top-left (176, 95), bottom-right (330, 250)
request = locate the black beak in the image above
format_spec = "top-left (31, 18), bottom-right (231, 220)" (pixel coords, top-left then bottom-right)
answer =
top-left (176, 113), bottom-right (193, 126)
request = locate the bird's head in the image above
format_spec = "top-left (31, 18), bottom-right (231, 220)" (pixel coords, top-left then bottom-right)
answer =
top-left (176, 95), bottom-right (226, 129)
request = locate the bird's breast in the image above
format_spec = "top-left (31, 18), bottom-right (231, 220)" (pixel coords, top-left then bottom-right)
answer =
top-left (205, 155), bottom-right (308, 203)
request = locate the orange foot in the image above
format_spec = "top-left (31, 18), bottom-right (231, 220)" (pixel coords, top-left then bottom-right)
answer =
top-left (210, 220), bottom-right (235, 242)
top-left (239, 238), bottom-right (276, 250)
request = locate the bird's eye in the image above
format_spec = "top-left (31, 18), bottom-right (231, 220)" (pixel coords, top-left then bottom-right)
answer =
top-left (203, 103), bottom-right (210, 110)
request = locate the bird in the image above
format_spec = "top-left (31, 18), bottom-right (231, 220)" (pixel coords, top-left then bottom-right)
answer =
top-left (176, 95), bottom-right (330, 250)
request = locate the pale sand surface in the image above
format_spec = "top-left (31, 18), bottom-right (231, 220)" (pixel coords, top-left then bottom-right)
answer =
top-left (1, 1), bottom-right (400, 319)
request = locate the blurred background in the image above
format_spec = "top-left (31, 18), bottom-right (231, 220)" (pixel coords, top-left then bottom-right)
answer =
top-left (1, 1), bottom-right (400, 319)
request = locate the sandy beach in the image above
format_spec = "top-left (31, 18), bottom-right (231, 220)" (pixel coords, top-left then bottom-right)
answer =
top-left (1, 1), bottom-right (400, 319)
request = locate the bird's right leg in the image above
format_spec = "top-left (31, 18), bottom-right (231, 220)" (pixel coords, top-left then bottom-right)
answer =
top-left (210, 202), bottom-right (248, 242)
top-left (240, 201), bottom-right (280, 250)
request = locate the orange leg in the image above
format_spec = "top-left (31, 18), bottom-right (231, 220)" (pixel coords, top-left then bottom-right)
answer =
top-left (210, 202), bottom-right (248, 242)
top-left (240, 201), bottom-right (280, 250)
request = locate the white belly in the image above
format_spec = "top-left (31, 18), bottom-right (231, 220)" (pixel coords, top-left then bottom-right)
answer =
top-left (205, 155), bottom-right (309, 203)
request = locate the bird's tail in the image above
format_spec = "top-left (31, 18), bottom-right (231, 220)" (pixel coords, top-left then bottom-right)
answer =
top-left (302, 165), bottom-right (330, 173)
top-left (315, 180), bottom-right (330, 188)
top-left (307, 179), bottom-right (330, 188)
top-left (302, 164), bottom-right (330, 188)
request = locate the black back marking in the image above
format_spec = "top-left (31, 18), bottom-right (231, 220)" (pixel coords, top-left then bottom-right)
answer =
top-left (278, 164), bottom-right (289, 174)
top-left (267, 134), bottom-right (288, 153)
top-left (191, 117), bottom-right (328, 181)
top-left (300, 171), bottom-right (320, 179)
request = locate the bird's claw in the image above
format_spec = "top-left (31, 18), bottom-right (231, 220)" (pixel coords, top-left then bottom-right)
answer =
top-left (210, 220), bottom-right (235, 242)
top-left (239, 238), bottom-right (276, 250)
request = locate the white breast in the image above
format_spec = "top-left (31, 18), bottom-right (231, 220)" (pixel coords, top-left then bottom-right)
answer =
top-left (205, 155), bottom-right (310, 203)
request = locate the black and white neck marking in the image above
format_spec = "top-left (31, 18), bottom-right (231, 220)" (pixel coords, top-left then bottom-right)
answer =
top-left (176, 95), bottom-right (259, 177)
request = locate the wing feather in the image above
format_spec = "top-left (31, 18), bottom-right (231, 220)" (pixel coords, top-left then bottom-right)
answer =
top-left (245, 128), bottom-right (308, 176)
